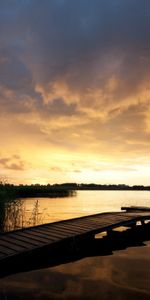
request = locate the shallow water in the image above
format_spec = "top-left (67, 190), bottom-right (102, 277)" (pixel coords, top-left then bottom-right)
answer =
top-left (3, 190), bottom-right (150, 231)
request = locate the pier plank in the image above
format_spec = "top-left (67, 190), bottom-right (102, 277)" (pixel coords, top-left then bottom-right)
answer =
top-left (18, 230), bottom-right (55, 243)
top-left (49, 224), bottom-right (85, 234)
top-left (14, 232), bottom-right (54, 244)
top-left (1, 210), bottom-right (150, 266)
top-left (6, 234), bottom-right (41, 246)
top-left (0, 240), bottom-right (27, 252)
top-left (37, 226), bottom-right (75, 237)
top-left (31, 228), bottom-right (70, 239)
top-left (1, 236), bottom-right (35, 249)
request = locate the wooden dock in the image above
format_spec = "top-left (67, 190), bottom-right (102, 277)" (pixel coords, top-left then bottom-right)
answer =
top-left (121, 206), bottom-right (150, 212)
top-left (1, 209), bottom-right (150, 267)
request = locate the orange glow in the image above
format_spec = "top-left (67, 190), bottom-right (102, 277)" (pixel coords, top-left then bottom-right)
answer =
top-left (1, 1), bottom-right (150, 185)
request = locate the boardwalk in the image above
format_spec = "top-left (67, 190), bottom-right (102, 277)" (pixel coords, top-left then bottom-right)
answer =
top-left (1, 210), bottom-right (150, 267)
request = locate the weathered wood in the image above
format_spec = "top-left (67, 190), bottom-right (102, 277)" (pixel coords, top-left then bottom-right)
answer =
top-left (0, 240), bottom-right (26, 252)
top-left (6, 234), bottom-right (41, 246)
top-left (43, 225), bottom-right (80, 236)
top-left (0, 236), bottom-right (34, 249)
top-left (31, 228), bottom-right (70, 239)
top-left (1, 210), bottom-right (150, 266)
top-left (19, 230), bottom-right (54, 242)
top-left (14, 232), bottom-right (50, 244)
top-left (50, 224), bottom-right (86, 234)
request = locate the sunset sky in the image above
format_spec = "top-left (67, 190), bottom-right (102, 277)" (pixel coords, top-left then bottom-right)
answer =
top-left (1, 0), bottom-right (150, 185)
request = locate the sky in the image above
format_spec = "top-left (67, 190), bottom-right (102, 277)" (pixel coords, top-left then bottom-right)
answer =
top-left (1, 0), bottom-right (150, 185)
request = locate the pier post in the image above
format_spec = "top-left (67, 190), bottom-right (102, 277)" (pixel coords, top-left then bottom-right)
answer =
top-left (141, 220), bottom-right (145, 226)
top-left (107, 229), bottom-right (113, 236)
top-left (131, 222), bottom-right (137, 229)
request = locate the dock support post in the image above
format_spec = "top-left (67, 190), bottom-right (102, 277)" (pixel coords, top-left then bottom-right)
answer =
top-left (107, 229), bottom-right (113, 236)
top-left (131, 222), bottom-right (137, 229)
top-left (141, 220), bottom-right (145, 226)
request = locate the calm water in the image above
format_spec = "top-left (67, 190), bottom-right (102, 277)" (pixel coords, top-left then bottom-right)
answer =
top-left (1, 190), bottom-right (150, 299)
top-left (19, 190), bottom-right (150, 225)
top-left (2, 190), bottom-right (150, 232)
top-left (1, 236), bottom-right (150, 299)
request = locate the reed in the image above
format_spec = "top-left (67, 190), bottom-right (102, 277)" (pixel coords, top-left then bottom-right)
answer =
top-left (0, 182), bottom-right (75, 233)
top-left (3, 199), bottom-right (42, 232)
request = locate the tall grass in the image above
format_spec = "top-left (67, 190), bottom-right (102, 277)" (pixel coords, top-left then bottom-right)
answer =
top-left (0, 184), bottom-right (42, 232)
top-left (0, 183), bottom-right (15, 232)
top-left (0, 182), bottom-right (75, 233)
top-left (3, 199), bottom-right (42, 232)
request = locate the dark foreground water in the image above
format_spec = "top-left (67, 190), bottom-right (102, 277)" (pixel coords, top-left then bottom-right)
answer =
top-left (0, 240), bottom-right (150, 300)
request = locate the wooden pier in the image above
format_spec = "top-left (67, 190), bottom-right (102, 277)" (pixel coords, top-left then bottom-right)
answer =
top-left (121, 206), bottom-right (150, 212)
top-left (1, 209), bottom-right (150, 267)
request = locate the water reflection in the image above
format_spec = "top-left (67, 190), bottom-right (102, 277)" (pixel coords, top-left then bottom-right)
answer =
top-left (1, 225), bottom-right (150, 299)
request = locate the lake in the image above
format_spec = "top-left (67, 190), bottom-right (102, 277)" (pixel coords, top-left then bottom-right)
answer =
top-left (22, 190), bottom-right (150, 221)
top-left (1, 241), bottom-right (150, 300)
top-left (3, 190), bottom-right (150, 231)
top-left (2, 190), bottom-right (150, 232)
top-left (1, 190), bottom-right (150, 299)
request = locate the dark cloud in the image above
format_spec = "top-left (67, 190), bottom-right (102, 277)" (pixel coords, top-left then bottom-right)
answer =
top-left (0, 96), bottom-right (78, 121)
top-left (1, 0), bottom-right (150, 100)
top-left (36, 98), bottom-right (78, 117)
top-left (0, 50), bottom-right (30, 92)
top-left (0, 155), bottom-right (26, 171)
top-left (23, 0), bottom-right (150, 100)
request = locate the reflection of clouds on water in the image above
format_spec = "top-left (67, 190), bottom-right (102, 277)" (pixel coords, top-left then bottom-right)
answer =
top-left (1, 244), bottom-right (150, 299)
top-left (111, 245), bottom-right (150, 294)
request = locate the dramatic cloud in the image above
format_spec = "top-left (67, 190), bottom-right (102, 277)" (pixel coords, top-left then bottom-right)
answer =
top-left (1, 0), bottom-right (150, 184)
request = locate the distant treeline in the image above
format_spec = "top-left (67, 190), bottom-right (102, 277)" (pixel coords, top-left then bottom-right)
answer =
top-left (52, 183), bottom-right (150, 191)
top-left (0, 183), bottom-right (75, 201)
top-left (0, 182), bottom-right (150, 201)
